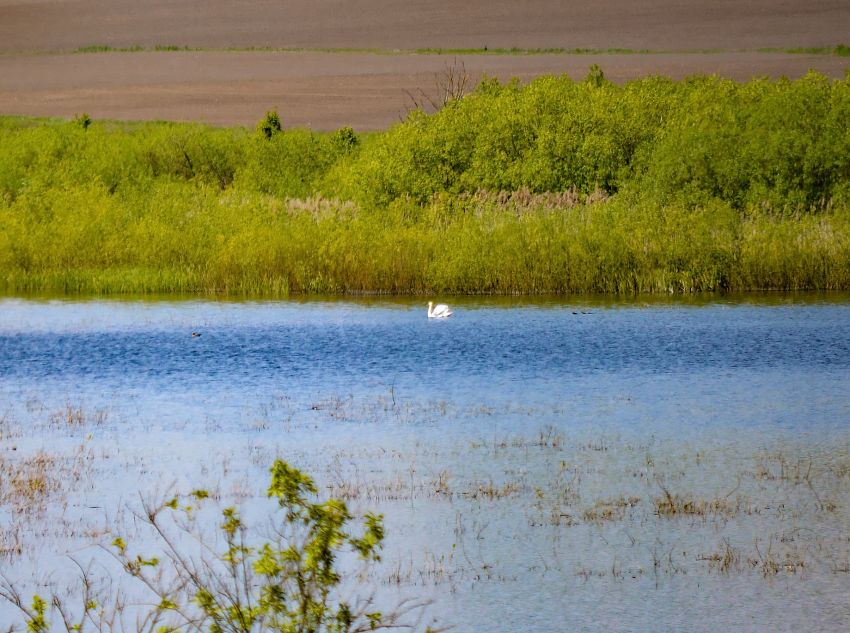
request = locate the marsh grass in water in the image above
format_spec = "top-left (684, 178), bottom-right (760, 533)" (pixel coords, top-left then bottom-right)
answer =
top-left (2, 71), bottom-right (850, 295)
top-left (0, 459), bottom-right (436, 633)
top-left (0, 393), bottom-right (848, 629)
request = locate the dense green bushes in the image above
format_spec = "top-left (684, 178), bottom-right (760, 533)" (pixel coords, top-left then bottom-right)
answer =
top-left (1, 70), bottom-right (850, 295)
top-left (337, 71), bottom-right (850, 209)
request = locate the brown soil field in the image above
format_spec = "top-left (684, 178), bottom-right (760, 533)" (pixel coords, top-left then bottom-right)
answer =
top-left (1, 0), bottom-right (849, 129)
top-left (1, 52), bottom-right (848, 130)
top-left (2, 0), bottom-right (849, 53)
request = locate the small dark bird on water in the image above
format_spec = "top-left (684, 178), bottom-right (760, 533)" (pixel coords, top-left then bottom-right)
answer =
top-left (192, 332), bottom-right (201, 337)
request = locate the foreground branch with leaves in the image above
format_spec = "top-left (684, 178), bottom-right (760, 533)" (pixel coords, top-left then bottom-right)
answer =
top-left (0, 460), bottom-right (433, 633)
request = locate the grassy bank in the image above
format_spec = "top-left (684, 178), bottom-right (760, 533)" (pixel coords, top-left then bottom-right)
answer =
top-left (2, 70), bottom-right (850, 295)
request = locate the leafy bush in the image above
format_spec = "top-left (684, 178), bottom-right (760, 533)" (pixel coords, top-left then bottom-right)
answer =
top-left (72, 113), bottom-right (92, 131)
top-left (332, 126), bottom-right (360, 153)
top-left (236, 129), bottom-right (341, 199)
top-left (258, 109), bottom-right (283, 140)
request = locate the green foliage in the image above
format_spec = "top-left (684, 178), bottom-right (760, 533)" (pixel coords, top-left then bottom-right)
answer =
top-left (332, 126), bottom-right (360, 153)
top-left (783, 44), bottom-right (850, 57)
top-left (1, 71), bottom-right (850, 295)
top-left (4, 460), bottom-right (419, 633)
top-left (258, 109), bottom-right (283, 140)
top-left (339, 70), bottom-right (850, 208)
top-left (336, 73), bottom-right (677, 205)
top-left (636, 72), bottom-right (850, 210)
top-left (585, 64), bottom-right (606, 88)
top-left (27, 595), bottom-right (47, 633)
top-left (72, 113), bottom-right (91, 131)
top-left (237, 129), bottom-right (341, 198)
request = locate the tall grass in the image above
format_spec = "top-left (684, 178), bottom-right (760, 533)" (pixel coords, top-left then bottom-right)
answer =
top-left (2, 71), bottom-right (850, 295)
top-left (2, 184), bottom-right (848, 295)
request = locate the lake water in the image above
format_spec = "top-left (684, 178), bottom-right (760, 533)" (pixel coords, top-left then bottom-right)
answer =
top-left (0, 295), bottom-right (849, 632)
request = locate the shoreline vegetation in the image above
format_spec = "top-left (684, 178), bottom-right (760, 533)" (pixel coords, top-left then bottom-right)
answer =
top-left (2, 70), bottom-right (850, 296)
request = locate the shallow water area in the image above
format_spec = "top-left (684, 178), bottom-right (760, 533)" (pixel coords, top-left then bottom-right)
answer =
top-left (0, 294), bottom-right (849, 632)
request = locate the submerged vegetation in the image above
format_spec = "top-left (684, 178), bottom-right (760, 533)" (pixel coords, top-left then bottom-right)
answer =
top-left (2, 70), bottom-right (850, 295)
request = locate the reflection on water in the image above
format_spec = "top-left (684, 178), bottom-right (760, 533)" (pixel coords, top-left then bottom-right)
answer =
top-left (0, 295), bottom-right (848, 632)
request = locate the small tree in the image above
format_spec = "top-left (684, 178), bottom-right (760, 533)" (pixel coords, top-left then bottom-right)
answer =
top-left (585, 64), bottom-right (606, 88)
top-left (73, 113), bottom-right (92, 131)
top-left (257, 110), bottom-right (283, 140)
top-left (0, 460), bottom-right (432, 633)
top-left (332, 127), bottom-right (360, 153)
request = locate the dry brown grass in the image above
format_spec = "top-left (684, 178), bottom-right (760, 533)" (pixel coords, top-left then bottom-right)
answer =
top-left (463, 480), bottom-right (523, 501)
top-left (750, 537), bottom-right (807, 578)
top-left (0, 452), bottom-right (61, 514)
top-left (654, 493), bottom-right (736, 519)
top-left (0, 445), bottom-right (93, 516)
top-left (699, 540), bottom-right (741, 574)
top-left (583, 496), bottom-right (640, 523)
top-left (48, 403), bottom-right (108, 428)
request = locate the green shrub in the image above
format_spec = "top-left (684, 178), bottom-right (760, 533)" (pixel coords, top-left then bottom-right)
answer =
top-left (332, 126), bottom-right (360, 152)
top-left (72, 112), bottom-right (92, 131)
top-left (257, 109), bottom-right (283, 140)
top-left (236, 129), bottom-right (340, 198)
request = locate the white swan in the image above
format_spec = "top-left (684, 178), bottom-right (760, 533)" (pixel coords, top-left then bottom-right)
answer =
top-left (427, 301), bottom-right (453, 318)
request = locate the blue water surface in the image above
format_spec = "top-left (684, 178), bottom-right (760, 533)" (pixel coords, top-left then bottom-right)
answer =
top-left (2, 295), bottom-right (850, 633)
top-left (1, 295), bottom-right (848, 439)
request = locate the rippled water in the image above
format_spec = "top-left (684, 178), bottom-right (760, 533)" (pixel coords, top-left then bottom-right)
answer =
top-left (0, 294), bottom-right (849, 632)
top-left (2, 295), bottom-right (849, 434)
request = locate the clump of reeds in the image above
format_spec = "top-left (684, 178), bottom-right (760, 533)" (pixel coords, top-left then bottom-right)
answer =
top-left (0, 452), bottom-right (60, 515)
top-left (699, 539), bottom-right (741, 574)
top-left (750, 537), bottom-right (807, 578)
top-left (583, 496), bottom-right (640, 523)
top-left (0, 413), bottom-right (20, 441)
top-left (463, 480), bottom-right (523, 500)
top-left (48, 403), bottom-right (107, 428)
top-left (654, 492), bottom-right (736, 519)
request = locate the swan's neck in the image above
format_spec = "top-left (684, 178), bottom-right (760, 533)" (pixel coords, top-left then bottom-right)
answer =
top-left (427, 302), bottom-right (433, 317)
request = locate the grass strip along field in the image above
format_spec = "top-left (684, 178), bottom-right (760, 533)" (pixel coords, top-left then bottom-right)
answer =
top-left (62, 43), bottom-right (850, 56)
top-left (1, 70), bottom-right (850, 296)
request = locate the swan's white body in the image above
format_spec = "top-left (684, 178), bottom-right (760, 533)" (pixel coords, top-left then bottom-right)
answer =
top-left (427, 301), bottom-right (453, 318)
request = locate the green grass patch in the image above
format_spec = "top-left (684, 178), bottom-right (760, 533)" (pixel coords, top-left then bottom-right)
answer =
top-left (761, 44), bottom-right (850, 56)
top-left (73, 44), bottom-right (191, 54)
top-left (48, 43), bottom-right (850, 57)
top-left (73, 44), bottom-right (145, 53)
top-left (413, 47), bottom-right (653, 56)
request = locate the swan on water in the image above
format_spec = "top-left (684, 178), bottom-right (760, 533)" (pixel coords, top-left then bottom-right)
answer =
top-left (427, 301), bottom-right (453, 318)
